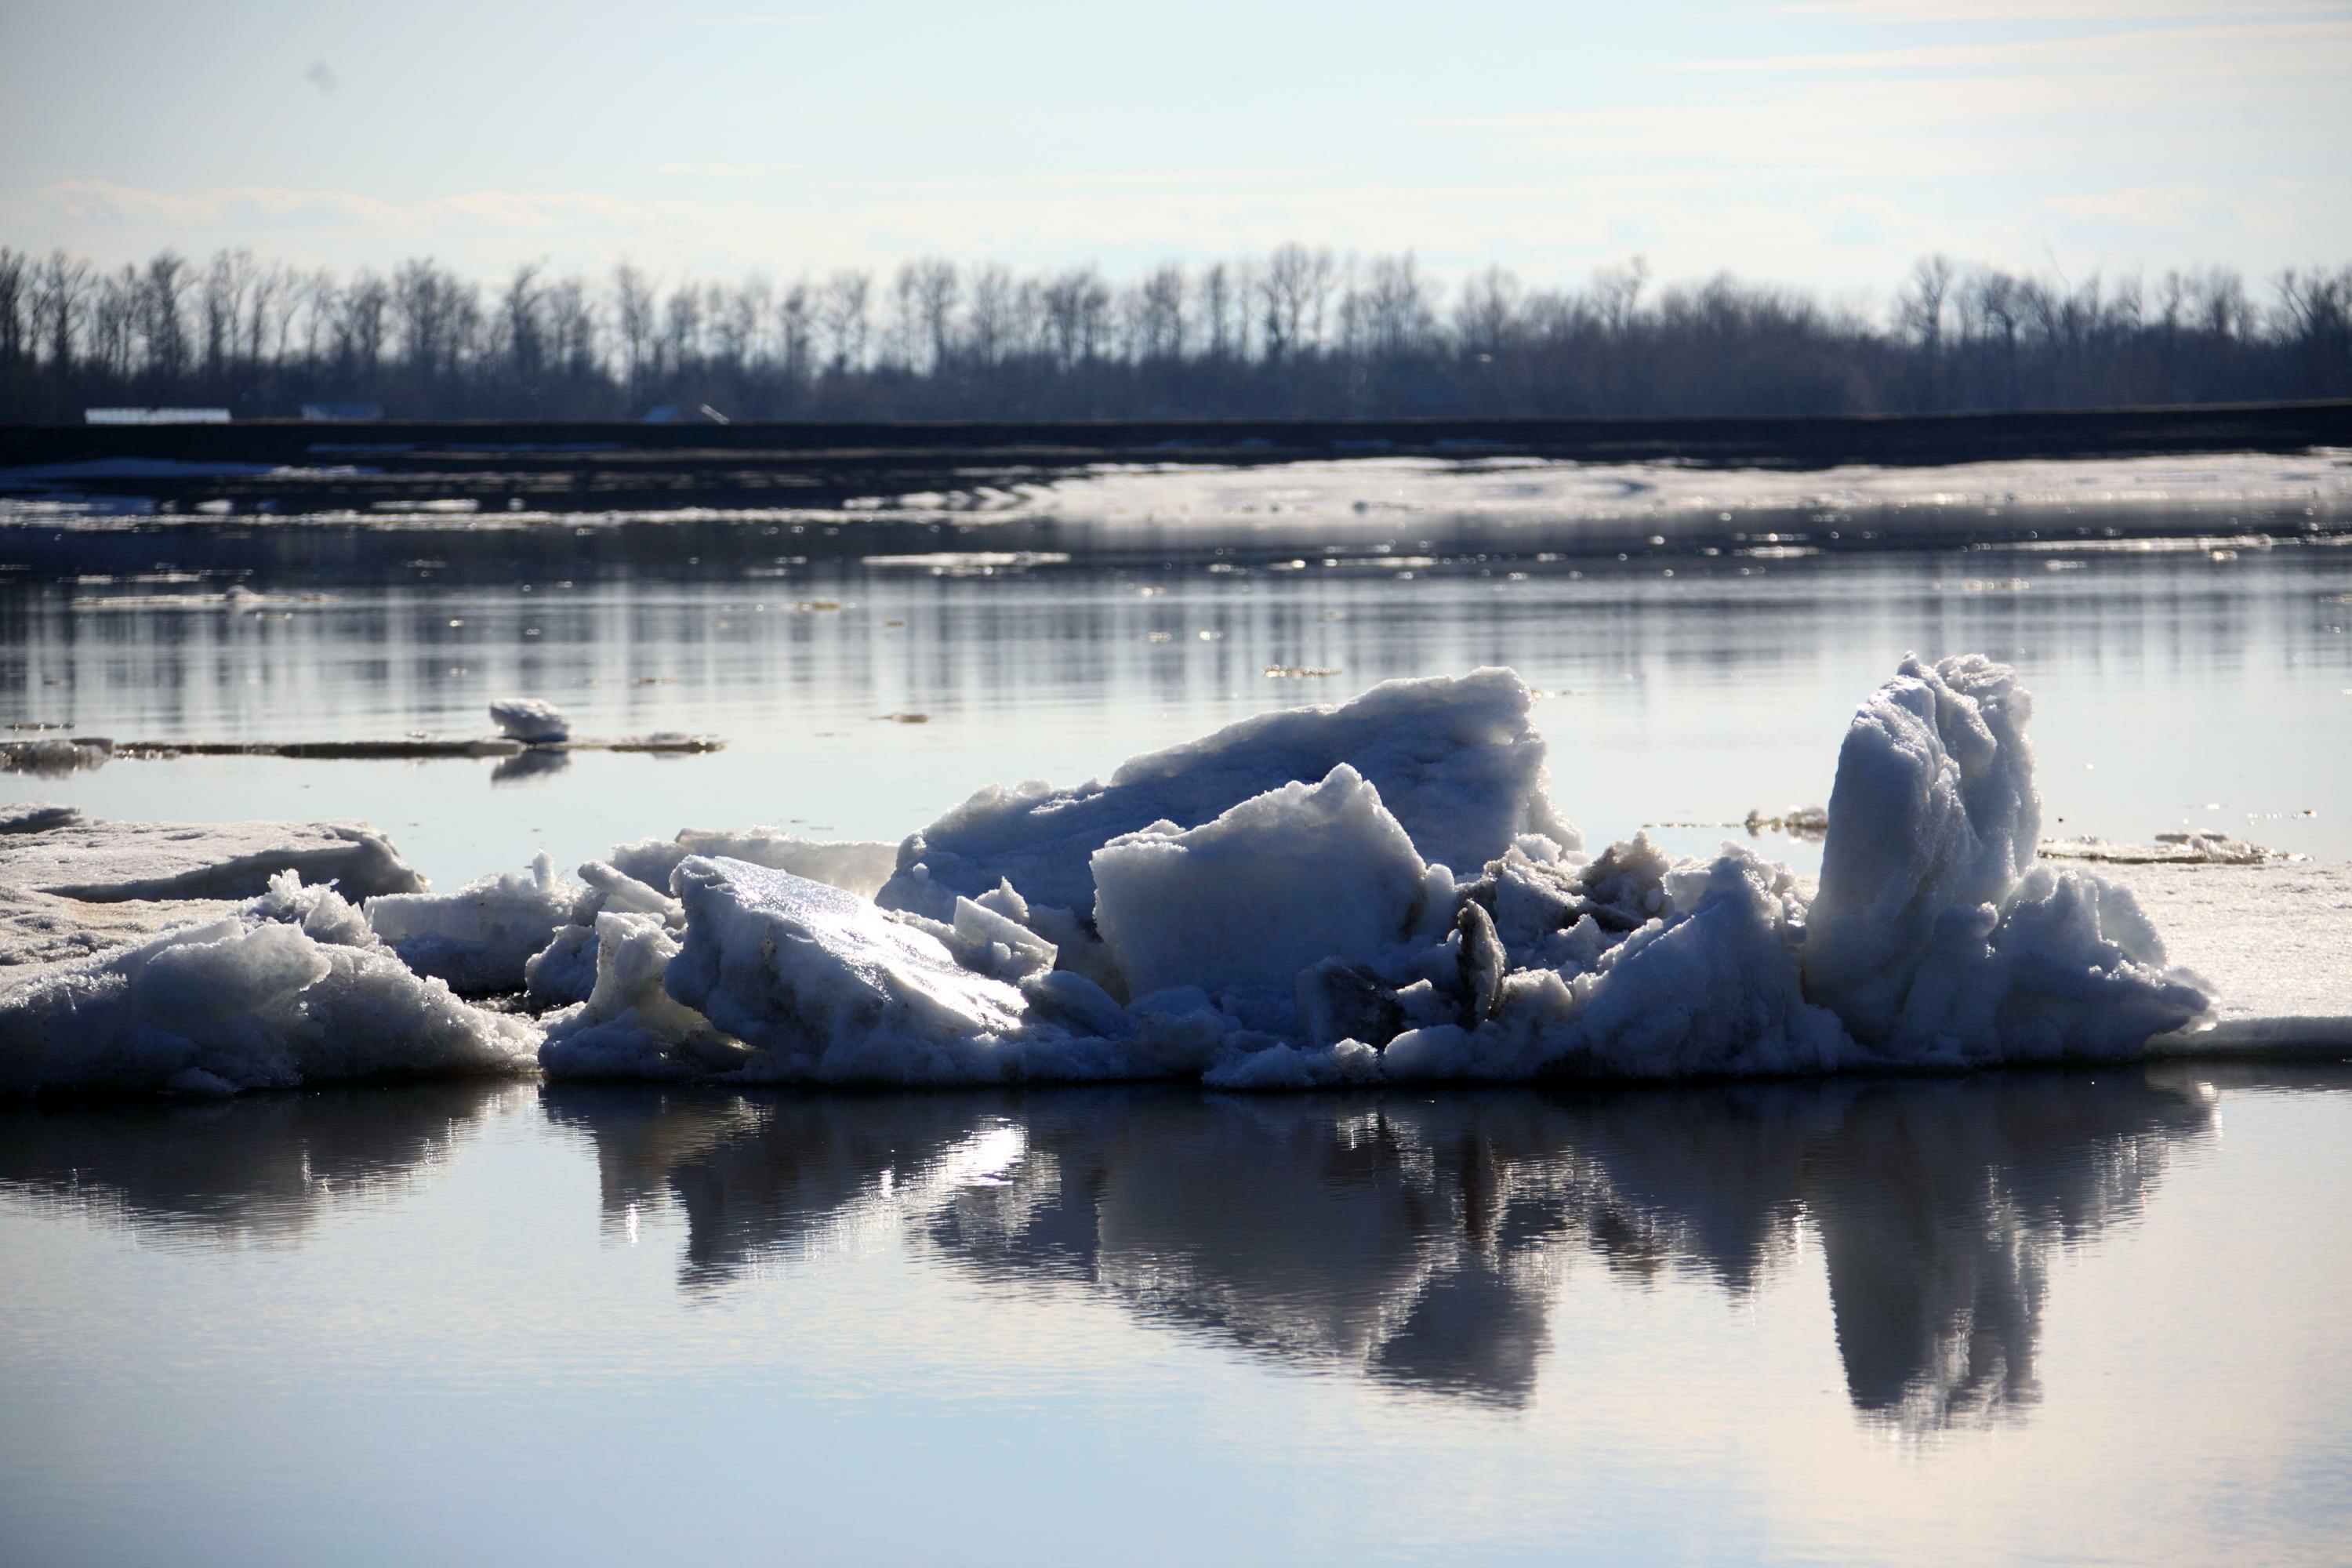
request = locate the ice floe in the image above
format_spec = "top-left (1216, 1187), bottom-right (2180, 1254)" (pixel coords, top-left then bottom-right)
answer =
top-left (0, 817), bottom-right (424, 902)
top-left (366, 851), bottom-right (582, 993)
top-left (0, 873), bottom-right (534, 1096)
top-left (4, 654), bottom-right (2339, 1098)
top-left (489, 697), bottom-right (572, 744)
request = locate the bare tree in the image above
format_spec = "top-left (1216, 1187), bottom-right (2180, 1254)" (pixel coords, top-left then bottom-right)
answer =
top-left (37, 250), bottom-right (92, 373)
top-left (777, 278), bottom-right (815, 384)
top-left (1364, 252), bottom-right (1433, 358)
top-left (821, 269), bottom-right (872, 372)
top-left (1201, 262), bottom-right (1233, 361)
top-left (142, 251), bottom-right (192, 380)
top-left (967, 263), bottom-right (1013, 368)
top-left (0, 249), bottom-right (25, 368)
top-left (500, 263), bottom-right (545, 389)
top-left (1455, 265), bottom-right (1522, 361)
top-left (1594, 256), bottom-right (1649, 338)
top-left (1140, 263), bottom-right (1187, 361)
top-left (613, 262), bottom-right (657, 399)
top-left (911, 259), bottom-right (959, 373)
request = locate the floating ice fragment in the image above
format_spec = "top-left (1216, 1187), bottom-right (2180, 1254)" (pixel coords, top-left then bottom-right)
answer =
top-left (662, 857), bottom-right (1036, 1081)
top-left (1804, 652), bottom-right (2209, 1062)
top-left (0, 817), bottom-right (423, 902)
top-left (2, 655), bottom-right (2304, 1098)
top-left (489, 697), bottom-right (572, 744)
top-left (880, 666), bottom-right (1573, 926)
top-left (366, 851), bottom-right (580, 993)
top-left (539, 912), bottom-right (742, 1080)
top-left (0, 887), bottom-right (533, 1097)
top-left (0, 803), bottom-right (79, 835)
top-left (1091, 764), bottom-right (1429, 998)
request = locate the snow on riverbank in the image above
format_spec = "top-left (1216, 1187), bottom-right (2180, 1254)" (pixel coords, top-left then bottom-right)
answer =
top-left (1, 658), bottom-right (2341, 1096)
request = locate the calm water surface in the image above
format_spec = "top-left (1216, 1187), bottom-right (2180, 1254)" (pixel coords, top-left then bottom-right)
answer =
top-left (3, 1069), bottom-right (2350, 1565)
top-left (5, 506), bottom-right (2350, 1563)
top-left (3, 534), bottom-right (2347, 884)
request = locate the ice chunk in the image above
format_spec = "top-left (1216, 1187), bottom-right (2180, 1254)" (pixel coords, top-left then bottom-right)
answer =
top-left (245, 868), bottom-right (379, 949)
top-left (1806, 655), bottom-right (2038, 1033)
top-left (539, 912), bottom-right (742, 1080)
top-left (0, 910), bottom-right (535, 1097)
top-left (524, 921), bottom-right (601, 1007)
top-left (366, 851), bottom-right (581, 993)
top-left (1091, 764), bottom-right (1428, 997)
top-left (1294, 958), bottom-right (1409, 1050)
top-left (1804, 653), bottom-right (2207, 1058)
top-left (917, 895), bottom-right (1058, 983)
top-left (663, 856), bottom-right (1035, 1080)
top-left (607, 829), bottom-right (898, 901)
top-left (489, 697), bottom-right (572, 744)
top-left (1875, 864), bottom-right (2211, 1064)
top-left (1546, 848), bottom-right (1855, 1080)
top-left (0, 802), bottom-right (79, 835)
top-left (0, 737), bottom-right (112, 776)
top-left (639, 858), bottom-right (1216, 1084)
top-left (0, 817), bottom-right (426, 902)
top-left (880, 668), bottom-right (1574, 922)
top-left (0, 884), bottom-right (237, 988)
top-left (531, 832), bottom-right (894, 1005)
top-left (579, 859), bottom-right (681, 921)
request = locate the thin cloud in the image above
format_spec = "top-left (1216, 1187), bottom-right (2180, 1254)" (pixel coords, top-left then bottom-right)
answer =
top-left (1657, 17), bottom-right (2352, 74)
top-left (2031, 183), bottom-right (2225, 234)
top-left (1768, 0), bottom-right (2340, 19)
top-left (887, 168), bottom-right (1338, 195)
top-left (655, 161), bottom-right (801, 177)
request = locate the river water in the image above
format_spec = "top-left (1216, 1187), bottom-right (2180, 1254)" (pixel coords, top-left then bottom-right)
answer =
top-left (3, 485), bottom-right (2350, 1563)
top-left (5, 535), bottom-right (2348, 883)
top-left (4, 1069), bottom-right (2350, 1564)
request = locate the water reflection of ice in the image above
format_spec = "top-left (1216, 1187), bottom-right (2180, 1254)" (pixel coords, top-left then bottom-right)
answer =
top-left (0, 1080), bottom-right (520, 1245)
top-left (541, 1071), bottom-right (2228, 1426)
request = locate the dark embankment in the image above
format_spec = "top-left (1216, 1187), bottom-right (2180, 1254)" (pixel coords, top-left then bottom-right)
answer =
top-left (2, 401), bottom-right (2348, 520)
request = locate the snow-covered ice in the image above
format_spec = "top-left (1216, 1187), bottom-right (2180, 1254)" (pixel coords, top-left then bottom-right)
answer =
top-left (0, 802), bottom-right (82, 835)
top-left (2, 655), bottom-right (2342, 1098)
top-left (1092, 764), bottom-right (1436, 997)
top-left (488, 697), bottom-right (572, 744)
top-left (1803, 655), bottom-right (2207, 1063)
top-left (607, 829), bottom-right (896, 901)
top-left (0, 818), bottom-right (424, 902)
top-left (916, 452), bottom-right (2352, 532)
top-left (0, 873), bottom-right (534, 1096)
top-left (365, 852), bottom-right (581, 994)
top-left (878, 665), bottom-right (1570, 926)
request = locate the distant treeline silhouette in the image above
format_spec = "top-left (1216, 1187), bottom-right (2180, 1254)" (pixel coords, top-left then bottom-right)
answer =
top-left (1, 244), bottom-right (2347, 423)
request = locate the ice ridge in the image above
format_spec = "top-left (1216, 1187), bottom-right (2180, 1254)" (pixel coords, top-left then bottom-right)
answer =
top-left (0, 658), bottom-right (2259, 1098)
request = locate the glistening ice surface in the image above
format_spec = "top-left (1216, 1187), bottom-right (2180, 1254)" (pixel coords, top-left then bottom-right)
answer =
top-left (4, 1070), bottom-right (2351, 1565)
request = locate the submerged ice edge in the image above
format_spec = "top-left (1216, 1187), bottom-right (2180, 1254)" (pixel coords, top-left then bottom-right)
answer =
top-left (0, 657), bottom-right (2332, 1099)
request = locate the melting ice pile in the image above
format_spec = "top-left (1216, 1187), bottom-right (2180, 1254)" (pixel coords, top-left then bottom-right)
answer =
top-left (0, 655), bottom-right (2221, 1097)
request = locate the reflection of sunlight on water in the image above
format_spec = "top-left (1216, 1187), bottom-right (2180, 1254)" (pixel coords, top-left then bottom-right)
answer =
top-left (923, 1123), bottom-right (1027, 1191)
top-left (6, 543), bottom-right (2350, 886)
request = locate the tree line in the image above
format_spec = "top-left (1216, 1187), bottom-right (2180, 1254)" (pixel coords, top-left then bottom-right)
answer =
top-left (1, 243), bottom-right (2346, 423)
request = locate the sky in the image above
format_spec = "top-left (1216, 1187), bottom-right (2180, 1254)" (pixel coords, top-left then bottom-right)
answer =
top-left (2, 0), bottom-right (2348, 303)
